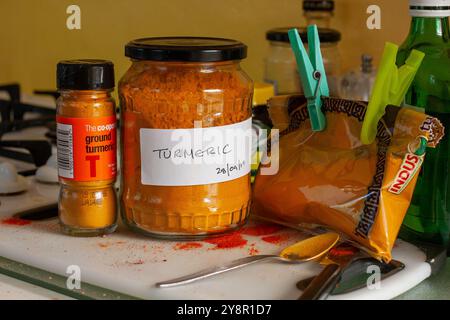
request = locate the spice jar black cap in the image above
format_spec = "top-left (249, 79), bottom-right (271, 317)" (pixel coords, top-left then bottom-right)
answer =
top-left (303, 0), bottom-right (334, 12)
top-left (57, 59), bottom-right (115, 90)
top-left (266, 27), bottom-right (341, 43)
top-left (125, 37), bottom-right (247, 62)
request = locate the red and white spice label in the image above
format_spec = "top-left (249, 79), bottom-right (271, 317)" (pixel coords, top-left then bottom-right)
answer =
top-left (56, 115), bottom-right (117, 181)
top-left (388, 152), bottom-right (423, 195)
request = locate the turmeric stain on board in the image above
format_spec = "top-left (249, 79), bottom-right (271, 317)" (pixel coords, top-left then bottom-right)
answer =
top-left (204, 232), bottom-right (248, 249)
top-left (172, 224), bottom-right (288, 251)
top-left (261, 233), bottom-right (291, 245)
top-left (173, 242), bottom-right (203, 250)
top-left (329, 246), bottom-right (359, 257)
top-left (248, 244), bottom-right (259, 255)
top-left (241, 224), bottom-right (282, 236)
top-left (98, 243), bottom-right (110, 249)
top-left (1, 217), bottom-right (32, 226)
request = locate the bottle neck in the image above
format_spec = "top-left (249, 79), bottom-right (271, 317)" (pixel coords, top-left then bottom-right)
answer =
top-left (304, 11), bottom-right (332, 29)
top-left (406, 16), bottom-right (450, 44)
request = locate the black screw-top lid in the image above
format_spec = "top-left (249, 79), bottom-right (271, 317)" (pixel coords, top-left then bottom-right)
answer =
top-left (303, 0), bottom-right (334, 11)
top-left (57, 59), bottom-right (115, 90)
top-left (125, 37), bottom-right (247, 62)
top-left (266, 27), bottom-right (341, 43)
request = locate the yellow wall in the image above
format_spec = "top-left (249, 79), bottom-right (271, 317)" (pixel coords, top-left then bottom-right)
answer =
top-left (0, 0), bottom-right (411, 93)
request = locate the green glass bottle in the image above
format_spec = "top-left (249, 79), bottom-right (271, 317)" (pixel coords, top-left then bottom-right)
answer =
top-left (396, 0), bottom-right (450, 250)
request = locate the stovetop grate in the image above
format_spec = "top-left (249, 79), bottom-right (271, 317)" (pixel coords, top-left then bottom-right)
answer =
top-left (0, 83), bottom-right (57, 171)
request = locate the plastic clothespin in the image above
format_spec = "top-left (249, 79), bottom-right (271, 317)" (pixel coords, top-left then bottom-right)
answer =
top-left (360, 42), bottom-right (425, 144)
top-left (288, 25), bottom-right (329, 131)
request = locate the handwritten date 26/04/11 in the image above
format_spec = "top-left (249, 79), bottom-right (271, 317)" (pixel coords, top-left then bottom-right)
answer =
top-left (216, 160), bottom-right (246, 177)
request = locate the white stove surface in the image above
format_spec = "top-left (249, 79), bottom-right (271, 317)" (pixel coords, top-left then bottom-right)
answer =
top-left (0, 175), bottom-right (58, 214)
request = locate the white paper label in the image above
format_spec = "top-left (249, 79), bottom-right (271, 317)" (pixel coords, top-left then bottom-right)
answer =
top-left (140, 118), bottom-right (252, 186)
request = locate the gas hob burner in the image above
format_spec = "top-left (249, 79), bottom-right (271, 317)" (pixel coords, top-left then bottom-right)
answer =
top-left (44, 121), bottom-right (57, 144)
top-left (0, 162), bottom-right (28, 195)
top-left (0, 84), bottom-right (56, 125)
top-left (35, 154), bottom-right (58, 184)
top-left (0, 83), bottom-right (57, 173)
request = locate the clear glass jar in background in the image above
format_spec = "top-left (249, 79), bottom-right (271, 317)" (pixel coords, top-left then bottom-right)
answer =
top-left (119, 37), bottom-right (253, 239)
top-left (264, 27), bottom-right (341, 96)
top-left (340, 54), bottom-right (377, 101)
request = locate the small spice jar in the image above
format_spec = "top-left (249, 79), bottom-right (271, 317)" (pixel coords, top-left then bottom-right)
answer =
top-left (251, 82), bottom-right (274, 183)
top-left (56, 60), bottom-right (118, 236)
top-left (252, 82), bottom-right (275, 129)
top-left (119, 37), bottom-right (253, 239)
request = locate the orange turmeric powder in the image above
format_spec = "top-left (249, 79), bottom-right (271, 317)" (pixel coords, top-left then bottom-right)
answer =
top-left (119, 37), bottom-right (253, 237)
top-left (56, 60), bottom-right (117, 236)
top-left (253, 96), bottom-right (444, 262)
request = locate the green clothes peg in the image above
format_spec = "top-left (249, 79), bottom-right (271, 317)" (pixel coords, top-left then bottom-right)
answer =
top-left (288, 25), bottom-right (329, 131)
top-left (360, 42), bottom-right (424, 144)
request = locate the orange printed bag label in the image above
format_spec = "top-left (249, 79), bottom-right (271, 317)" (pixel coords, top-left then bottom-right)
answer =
top-left (253, 96), bottom-right (445, 262)
top-left (56, 116), bottom-right (117, 181)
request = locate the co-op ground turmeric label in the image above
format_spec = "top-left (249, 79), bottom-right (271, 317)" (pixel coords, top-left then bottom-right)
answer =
top-left (56, 115), bottom-right (117, 181)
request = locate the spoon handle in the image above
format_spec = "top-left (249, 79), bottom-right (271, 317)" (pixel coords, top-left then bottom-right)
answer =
top-left (298, 264), bottom-right (341, 300)
top-left (155, 255), bottom-right (278, 288)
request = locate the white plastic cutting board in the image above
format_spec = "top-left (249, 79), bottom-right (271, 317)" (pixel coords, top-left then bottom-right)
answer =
top-left (0, 274), bottom-right (72, 300)
top-left (0, 177), bottom-right (431, 300)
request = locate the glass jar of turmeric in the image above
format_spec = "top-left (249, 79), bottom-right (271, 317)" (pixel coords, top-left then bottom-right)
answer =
top-left (119, 37), bottom-right (253, 239)
top-left (56, 60), bottom-right (118, 236)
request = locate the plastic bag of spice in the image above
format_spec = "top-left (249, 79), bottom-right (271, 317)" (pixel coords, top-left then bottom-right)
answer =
top-left (252, 95), bottom-right (444, 262)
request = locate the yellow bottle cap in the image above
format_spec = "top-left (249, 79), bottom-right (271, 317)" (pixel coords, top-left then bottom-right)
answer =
top-left (253, 82), bottom-right (275, 107)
